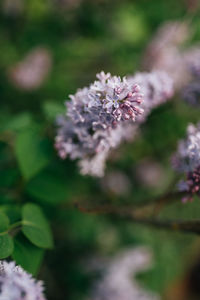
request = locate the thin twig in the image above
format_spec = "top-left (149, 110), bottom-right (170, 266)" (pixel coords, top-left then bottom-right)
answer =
top-left (75, 200), bottom-right (200, 235)
top-left (74, 190), bottom-right (185, 219)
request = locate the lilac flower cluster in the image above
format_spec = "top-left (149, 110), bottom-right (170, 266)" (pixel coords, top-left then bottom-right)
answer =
top-left (142, 21), bottom-right (191, 90)
top-left (87, 248), bottom-right (160, 300)
top-left (172, 123), bottom-right (200, 202)
top-left (129, 71), bottom-right (174, 120)
top-left (0, 260), bottom-right (46, 300)
top-left (184, 47), bottom-right (200, 78)
top-left (142, 20), bottom-right (200, 96)
top-left (183, 49), bottom-right (200, 106)
top-left (183, 82), bottom-right (200, 106)
top-left (55, 71), bottom-right (173, 177)
top-left (55, 71), bottom-right (144, 176)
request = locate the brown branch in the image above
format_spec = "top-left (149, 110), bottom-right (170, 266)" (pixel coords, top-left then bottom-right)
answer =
top-left (75, 200), bottom-right (200, 235)
top-left (74, 190), bottom-right (185, 219)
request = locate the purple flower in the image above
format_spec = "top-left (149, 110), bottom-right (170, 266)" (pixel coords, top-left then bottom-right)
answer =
top-left (0, 260), bottom-right (46, 300)
top-left (183, 52), bottom-right (200, 107)
top-left (8, 47), bottom-right (52, 91)
top-left (142, 21), bottom-right (191, 90)
top-left (55, 71), bottom-right (144, 176)
top-left (183, 81), bottom-right (200, 106)
top-left (142, 20), bottom-right (200, 93)
top-left (172, 123), bottom-right (200, 201)
top-left (184, 47), bottom-right (200, 79)
top-left (55, 71), bottom-right (173, 177)
top-left (128, 71), bottom-right (174, 121)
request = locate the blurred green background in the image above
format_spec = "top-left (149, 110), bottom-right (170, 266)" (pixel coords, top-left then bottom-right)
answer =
top-left (1, 0), bottom-right (200, 299)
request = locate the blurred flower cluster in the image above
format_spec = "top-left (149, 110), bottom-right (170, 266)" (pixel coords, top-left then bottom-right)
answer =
top-left (87, 247), bottom-right (160, 300)
top-left (143, 21), bottom-right (200, 91)
top-left (183, 50), bottom-right (200, 106)
top-left (101, 170), bottom-right (131, 196)
top-left (172, 123), bottom-right (200, 202)
top-left (8, 47), bottom-right (52, 91)
top-left (2, 0), bottom-right (24, 16)
top-left (0, 260), bottom-right (46, 300)
top-left (129, 71), bottom-right (173, 120)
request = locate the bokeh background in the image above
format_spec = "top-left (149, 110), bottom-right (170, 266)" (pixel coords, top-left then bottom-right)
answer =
top-left (1, 0), bottom-right (200, 299)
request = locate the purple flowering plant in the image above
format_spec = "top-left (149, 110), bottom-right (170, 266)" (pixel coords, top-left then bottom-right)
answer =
top-left (55, 70), bottom-right (173, 176)
top-left (55, 71), bottom-right (144, 176)
top-left (2, 5), bottom-right (200, 300)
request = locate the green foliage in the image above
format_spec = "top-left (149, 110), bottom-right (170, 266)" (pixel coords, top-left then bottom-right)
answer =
top-left (12, 234), bottom-right (44, 275)
top-left (22, 203), bottom-right (53, 249)
top-left (113, 4), bottom-right (148, 45)
top-left (15, 128), bottom-right (51, 180)
top-left (26, 171), bottom-right (69, 204)
top-left (0, 113), bottom-right (33, 133)
top-left (0, 211), bottom-right (10, 233)
top-left (0, 205), bottom-right (21, 223)
top-left (133, 226), bottom-right (195, 293)
top-left (42, 101), bottom-right (65, 121)
top-left (0, 235), bottom-right (14, 259)
top-left (0, 211), bottom-right (14, 259)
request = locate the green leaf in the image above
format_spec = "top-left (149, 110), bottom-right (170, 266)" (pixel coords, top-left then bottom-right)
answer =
top-left (0, 211), bottom-right (14, 258)
top-left (0, 168), bottom-right (19, 188)
top-left (42, 101), bottom-right (64, 121)
top-left (15, 128), bottom-right (50, 180)
top-left (22, 203), bottom-right (53, 249)
top-left (0, 205), bottom-right (21, 223)
top-left (114, 5), bottom-right (148, 44)
top-left (1, 113), bottom-right (33, 132)
top-left (0, 211), bottom-right (9, 233)
top-left (0, 235), bottom-right (14, 259)
top-left (26, 171), bottom-right (69, 204)
top-left (12, 234), bottom-right (44, 275)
